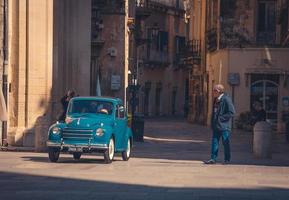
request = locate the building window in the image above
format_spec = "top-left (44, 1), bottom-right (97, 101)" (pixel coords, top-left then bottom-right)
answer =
top-left (174, 36), bottom-right (185, 65)
top-left (280, 3), bottom-right (289, 44)
top-left (175, 36), bottom-right (185, 54)
top-left (257, 0), bottom-right (276, 44)
top-left (157, 31), bottom-right (169, 52)
top-left (176, 0), bottom-right (179, 9)
top-left (146, 30), bottom-right (169, 65)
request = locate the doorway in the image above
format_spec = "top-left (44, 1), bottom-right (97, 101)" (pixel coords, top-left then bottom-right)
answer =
top-left (251, 75), bottom-right (279, 123)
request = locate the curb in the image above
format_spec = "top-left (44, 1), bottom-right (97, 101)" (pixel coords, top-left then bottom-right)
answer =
top-left (1, 146), bottom-right (35, 152)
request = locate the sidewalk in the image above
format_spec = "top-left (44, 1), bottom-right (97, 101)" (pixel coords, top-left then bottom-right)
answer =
top-left (1, 145), bottom-right (35, 152)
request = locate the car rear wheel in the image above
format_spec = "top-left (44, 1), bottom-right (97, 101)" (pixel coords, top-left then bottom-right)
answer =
top-left (104, 138), bottom-right (115, 164)
top-left (73, 152), bottom-right (81, 160)
top-left (121, 138), bottom-right (131, 161)
top-left (48, 148), bottom-right (60, 162)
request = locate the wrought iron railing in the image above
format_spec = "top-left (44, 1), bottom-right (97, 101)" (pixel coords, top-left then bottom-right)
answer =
top-left (175, 39), bottom-right (202, 67)
top-left (136, 0), bottom-right (148, 7)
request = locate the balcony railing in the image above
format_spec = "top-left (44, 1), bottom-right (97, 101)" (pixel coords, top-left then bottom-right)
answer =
top-left (136, 0), bottom-right (151, 17)
top-left (136, 0), bottom-right (184, 16)
top-left (144, 49), bottom-right (169, 68)
top-left (186, 40), bottom-right (201, 58)
top-left (175, 40), bottom-right (201, 67)
top-left (136, 0), bottom-right (148, 7)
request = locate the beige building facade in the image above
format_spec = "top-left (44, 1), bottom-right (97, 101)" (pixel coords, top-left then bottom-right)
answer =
top-left (7, 0), bottom-right (129, 149)
top-left (131, 0), bottom-right (189, 117)
top-left (187, 0), bottom-right (289, 131)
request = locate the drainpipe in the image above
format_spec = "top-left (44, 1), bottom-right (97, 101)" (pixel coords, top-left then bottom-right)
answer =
top-left (2, 0), bottom-right (8, 146)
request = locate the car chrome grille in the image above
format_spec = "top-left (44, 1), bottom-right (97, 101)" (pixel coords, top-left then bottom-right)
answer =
top-left (62, 128), bottom-right (94, 139)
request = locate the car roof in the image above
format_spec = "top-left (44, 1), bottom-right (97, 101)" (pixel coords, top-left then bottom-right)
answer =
top-left (71, 96), bottom-right (123, 104)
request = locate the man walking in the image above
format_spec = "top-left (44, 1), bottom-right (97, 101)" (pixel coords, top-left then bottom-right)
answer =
top-left (58, 90), bottom-right (75, 122)
top-left (204, 84), bottom-right (235, 164)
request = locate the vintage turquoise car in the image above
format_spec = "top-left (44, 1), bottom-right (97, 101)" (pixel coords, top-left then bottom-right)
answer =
top-left (46, 97), bottom-right (133, 163)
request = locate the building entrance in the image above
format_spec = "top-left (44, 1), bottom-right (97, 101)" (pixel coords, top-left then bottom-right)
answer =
top-left (250, 74), bottom-right (279, 123)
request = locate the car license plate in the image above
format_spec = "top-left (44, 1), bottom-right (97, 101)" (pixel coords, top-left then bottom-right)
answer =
top-left (68, 147), bottom-right (82, 152)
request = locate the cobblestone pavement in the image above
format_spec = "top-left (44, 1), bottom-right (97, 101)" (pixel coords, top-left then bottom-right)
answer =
top-left (0, 118), bottom-right (289, 200)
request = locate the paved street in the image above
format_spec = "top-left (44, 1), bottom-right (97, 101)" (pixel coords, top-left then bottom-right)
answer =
top-left (1, 118), bottom-right (289, 200)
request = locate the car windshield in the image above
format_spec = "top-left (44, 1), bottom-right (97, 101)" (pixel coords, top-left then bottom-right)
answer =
top-left (67, 100), bottom-right (114, 115)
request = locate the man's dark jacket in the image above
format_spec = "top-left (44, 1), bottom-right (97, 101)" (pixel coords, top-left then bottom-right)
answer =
top-left (211, 93), bottom-right (235, 131)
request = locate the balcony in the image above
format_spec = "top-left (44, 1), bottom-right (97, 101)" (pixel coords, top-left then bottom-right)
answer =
top-left (175, 40), bottom-right (201, 68)
top-left (144, 49), bottom-right (169, 68)
top-left (91, 0), bottom-right (106, 9)
top-left (92, 0), bottom-right (125, 15)
top-left (136, 0), bottom-right (151, 18)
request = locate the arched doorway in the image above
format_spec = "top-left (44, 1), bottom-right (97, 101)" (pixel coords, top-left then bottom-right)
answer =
top-left (251, 79), bottom-right (278, 123)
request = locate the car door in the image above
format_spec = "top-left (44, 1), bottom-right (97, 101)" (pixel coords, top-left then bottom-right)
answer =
top-left (114, 104), bottom-right (127, 150)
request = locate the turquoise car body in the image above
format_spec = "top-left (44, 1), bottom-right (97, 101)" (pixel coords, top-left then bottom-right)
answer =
top-left (47, 97), bottom-right (133, 154)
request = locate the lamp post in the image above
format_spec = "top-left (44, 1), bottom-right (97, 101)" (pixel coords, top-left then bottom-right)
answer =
top-left (131, 23), bottom-right (158, 117)
top-left (129, 19), bottom-right (159, 141)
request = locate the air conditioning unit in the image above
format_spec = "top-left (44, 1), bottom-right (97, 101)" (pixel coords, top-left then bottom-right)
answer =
top-left (107, 47), bottom-right (117, 57)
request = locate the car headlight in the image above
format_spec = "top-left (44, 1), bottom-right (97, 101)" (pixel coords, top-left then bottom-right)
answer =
top-left (65, 117), bottom-right (73, 124)
top-left (96, 128), bottom-right (104, 136)
top-left (52, 127), bottom-right (61, 135)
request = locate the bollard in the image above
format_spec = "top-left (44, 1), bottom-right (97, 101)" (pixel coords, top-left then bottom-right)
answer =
top-left (131, 113), bottom-right (144, 142)
top-left (285, 120), bottom-right (289, 143)
top-left (253, 121), bottom-right (272, 158)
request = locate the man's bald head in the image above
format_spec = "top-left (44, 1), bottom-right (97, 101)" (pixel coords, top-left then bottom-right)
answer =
top-left (213, 84), bottom-right (225, 94)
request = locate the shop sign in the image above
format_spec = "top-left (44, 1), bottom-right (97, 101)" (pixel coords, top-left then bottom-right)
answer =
top-left (228, 73), bottom-right (240, 86)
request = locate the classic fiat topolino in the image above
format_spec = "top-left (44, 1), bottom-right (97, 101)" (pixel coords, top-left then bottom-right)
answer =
top-left (46, 97), bottom-right (133, 163)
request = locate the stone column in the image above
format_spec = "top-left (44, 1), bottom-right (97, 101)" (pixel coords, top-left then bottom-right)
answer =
top-left (8, 0), bottom-right (54, 150)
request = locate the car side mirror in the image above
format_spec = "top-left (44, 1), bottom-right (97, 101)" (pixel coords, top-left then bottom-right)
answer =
top-left (119, 106), bottom-right (124, 112)
top-left (119, 106), bottom-right (125, 118)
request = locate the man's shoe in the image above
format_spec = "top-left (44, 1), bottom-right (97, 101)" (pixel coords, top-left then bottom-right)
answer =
top-left (223, 160), bottom-right (230, 165)
top-left (204, 159), bottom-right (216, 164)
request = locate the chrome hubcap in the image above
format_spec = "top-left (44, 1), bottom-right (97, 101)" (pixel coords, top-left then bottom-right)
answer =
top-left (126, 140), bottom-right (131, 158)
top-left (109, 139), bottom-right (114, 160)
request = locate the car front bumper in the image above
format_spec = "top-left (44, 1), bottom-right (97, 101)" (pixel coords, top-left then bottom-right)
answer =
top-left (47, 141), bottom-right (108, 151)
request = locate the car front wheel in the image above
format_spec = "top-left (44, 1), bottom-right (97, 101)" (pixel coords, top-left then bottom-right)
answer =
top-left (121, 138), bottom-right (131, 161)
top-left (48, 148), bottom-right (60, 162)
top-left (104, 138), bottom-right (115, 164)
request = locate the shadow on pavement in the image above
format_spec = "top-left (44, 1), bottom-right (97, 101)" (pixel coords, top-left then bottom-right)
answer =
top-left (0, 171), bottom-right (288, 200)
top-left (131, 118), bottom-right (289, 167)
top-left (20, 153), bottom-right (126, 164)
top-left (20, 118), bottom-right (289, 167)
